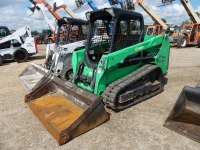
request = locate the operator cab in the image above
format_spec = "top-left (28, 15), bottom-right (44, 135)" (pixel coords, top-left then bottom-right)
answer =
top-left (181, 24), bottom-right (200, 42)
top-left (85, 7), bottom-right (144, 69)
top-left (56, 17), bottom-right (88, 45)
top-left (0, 26), bottom-right (10, 38)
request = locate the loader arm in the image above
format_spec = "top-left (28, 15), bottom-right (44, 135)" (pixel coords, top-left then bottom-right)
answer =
top-left (180, 0), bottom-right (200, 23)
top-left (134, 0), bottom-right (168, 29)
top-left (29, 0), bottom-right (55, 31)
top-left (161, 0), bottom-right (200, 23)
top-left (35, 7), bottom-right (55, 31)
top-left (53, 3), bottom-right (78, 19)
top-left (0, 27), bottom-right (31, 44)
top-left (33, 0), bottom-right (61, 19)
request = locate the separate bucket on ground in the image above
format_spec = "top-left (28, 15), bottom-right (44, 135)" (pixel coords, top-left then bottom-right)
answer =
top-left (164, 86), bottom-right (200, 143)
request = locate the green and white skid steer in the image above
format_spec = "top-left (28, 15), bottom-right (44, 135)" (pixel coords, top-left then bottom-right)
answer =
top-left (25, 8), bottom-right (170, 145)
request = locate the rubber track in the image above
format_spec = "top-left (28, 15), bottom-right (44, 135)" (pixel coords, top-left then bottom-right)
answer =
top-left (103, 64), bottom-right (163, 111)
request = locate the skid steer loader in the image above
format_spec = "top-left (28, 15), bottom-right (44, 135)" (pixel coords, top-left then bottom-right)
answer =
top-left (164, 84), bottom-right (200, 143)
top-left (0, 26), bottom-right (37, 66)
top-left (25, 8), bottom-right (170, 145)
top-left (19, 17), bottom-right (88, 90)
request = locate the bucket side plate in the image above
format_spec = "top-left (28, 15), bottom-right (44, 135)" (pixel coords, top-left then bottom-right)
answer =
top-left (18, 63), bottom-right (48, 90)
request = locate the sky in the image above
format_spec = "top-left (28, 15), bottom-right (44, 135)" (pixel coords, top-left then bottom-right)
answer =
top-left (0, 0), bottom-right (200, 32)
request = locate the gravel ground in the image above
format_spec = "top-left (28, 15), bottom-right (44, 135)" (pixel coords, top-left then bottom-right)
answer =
top-left (0, 44), bottom-right (200, 150)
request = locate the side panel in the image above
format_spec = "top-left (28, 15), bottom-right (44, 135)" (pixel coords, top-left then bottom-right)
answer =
top-left (154, 35), bottom-right (170, 73)
top-left (21, 37), bottom-right (36, 53)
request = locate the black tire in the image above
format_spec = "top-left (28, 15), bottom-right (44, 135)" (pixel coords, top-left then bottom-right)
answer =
top-left (60, 54), bottom-right (73, 81)
top-left (177, 36), bottom-right (187, 48)
top-left (61, 66), bottom-right (73, 81)
top-left (197, 37), bottom-right (200, 48)
top-left (13, 49), bottom-right (28, 63)
top-left (45, 38), bottom-right (53, 44)
top-left (0, 55), bottom-right (4, 66)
